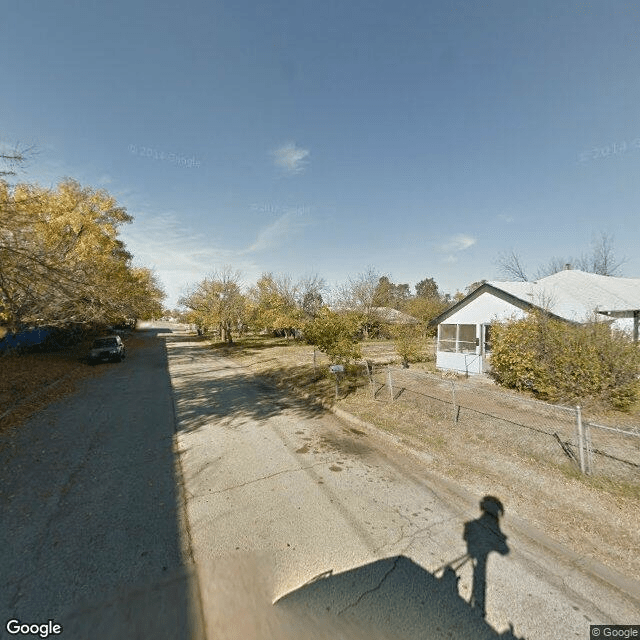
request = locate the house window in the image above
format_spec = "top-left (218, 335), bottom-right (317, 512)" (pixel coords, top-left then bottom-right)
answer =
top-left (457, 324), bottom-right (476, 353)
top-left (439, 324), bottom-right (456, 352)
top-left (439, 323), bottom-right (478, 353)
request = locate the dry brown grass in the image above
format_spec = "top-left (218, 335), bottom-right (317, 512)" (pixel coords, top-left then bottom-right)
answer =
top-left (214, 333), bottom-right (640, 581)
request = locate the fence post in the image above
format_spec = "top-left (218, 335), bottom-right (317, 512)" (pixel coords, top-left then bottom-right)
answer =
top-left (451, 381), bottom-right (458, 424)
top-left (576, 405), bottom-right (586, 474)
top-left (387, 366), bottom-right (394, 402)
top-left (313, 349), bottom-right (316, 375)
top-left (364, 361), bottom-right (375, 399)
top-left (584, 421), bottom-right (593, 475)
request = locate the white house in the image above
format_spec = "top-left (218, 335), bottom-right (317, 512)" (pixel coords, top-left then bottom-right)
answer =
top-left (430, 269), bottom-right (640, 375)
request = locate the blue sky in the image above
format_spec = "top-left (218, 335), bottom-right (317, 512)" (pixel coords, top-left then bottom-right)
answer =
top-left (2, 0), bottom-right (639, 306)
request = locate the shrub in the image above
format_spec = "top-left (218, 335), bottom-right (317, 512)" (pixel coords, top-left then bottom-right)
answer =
top-left (303, 308), bottom-right (362, 365)
top-left (490, 311), bottom-right (640, 410)
top-left (392, 325), bottom-right (425, 366)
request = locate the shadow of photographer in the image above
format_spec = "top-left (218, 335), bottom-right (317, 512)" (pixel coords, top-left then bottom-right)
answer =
top-left (463, 495), bottom-right (510, 618)
top-left (274, 495), bottom-right (523, 639)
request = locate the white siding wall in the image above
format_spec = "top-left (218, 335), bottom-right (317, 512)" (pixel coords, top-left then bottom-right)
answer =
top-left (444, 292), bottom-right (526, 325)
top-left (437, 351), bottom-right (484, 374)
top-left (611, 317), bottom-right (633, 335)
top-left (436, 292), bottom-right (526, 374)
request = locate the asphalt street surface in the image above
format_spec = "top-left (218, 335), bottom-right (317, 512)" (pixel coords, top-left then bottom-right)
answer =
top-left (0, 325), bottom-right (203, 639)
top-left (166, 326), bottom-right (639, 639)
top-left (1, 323), bottom-right (638, 639)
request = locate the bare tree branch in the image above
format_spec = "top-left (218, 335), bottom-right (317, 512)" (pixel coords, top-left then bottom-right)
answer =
top-left (495, 250), bottom-right (529, 281)
top-left (576, 232), bottom-right (627, 276)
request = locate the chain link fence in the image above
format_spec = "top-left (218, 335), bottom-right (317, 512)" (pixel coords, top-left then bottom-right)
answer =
top-left (349, 359), bottom-right (640, 483)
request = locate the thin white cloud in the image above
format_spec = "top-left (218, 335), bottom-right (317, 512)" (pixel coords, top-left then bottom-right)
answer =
top-left (496, 213), bottom-right (514, 223)
top-left (440, 234), bottom-right (477, 253)
top-left (121, 205), bottom-right (313, 305)
top-left (120, 211), bottom-right (262, 305)
top-left (438, 234), bottom-right (476, 264)
top-left (242, 209), bottom-right (311, 254)
top-left (272, 142), bottom-right (310, 174)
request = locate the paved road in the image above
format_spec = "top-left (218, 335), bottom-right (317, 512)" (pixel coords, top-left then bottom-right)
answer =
top-left (166, 328), bottom-right (640, 639)
top-left (0, 325), bottom-right (204, 639)
top-left (1, 324), bottom-right (638, 639)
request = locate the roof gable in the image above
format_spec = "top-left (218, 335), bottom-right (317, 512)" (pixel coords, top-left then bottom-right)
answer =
top-left (431, 270), bottom-right (640, 326)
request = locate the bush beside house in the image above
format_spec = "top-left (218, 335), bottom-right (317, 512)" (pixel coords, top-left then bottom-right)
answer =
top-left (490, 311), bottom-right (640, 410)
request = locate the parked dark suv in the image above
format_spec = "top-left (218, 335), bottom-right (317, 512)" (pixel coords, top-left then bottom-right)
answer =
top-left (88, 335), bottom-right (126, 363)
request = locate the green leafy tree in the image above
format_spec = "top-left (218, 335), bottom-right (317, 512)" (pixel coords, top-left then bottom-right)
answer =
top-left (415, 277), bottom-right (439, 299)
top-left (303, 307), bottom-right (362, 365)
top-left (403, 296), bottom-right (448, 337)
top-left (392, 324), bottom-right (425, 367)
top-left (373, 276), bottom-right (411, 310)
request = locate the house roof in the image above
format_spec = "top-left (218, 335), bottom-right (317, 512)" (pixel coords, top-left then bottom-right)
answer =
top-left (372, 307), bottom-right (419, 324)
top-left (431, 270), bottom-right (640, 325)
top-left (487, 270), bottom-right (640, 321)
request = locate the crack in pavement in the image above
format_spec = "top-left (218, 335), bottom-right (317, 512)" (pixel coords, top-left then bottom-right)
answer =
top-left (337, 555), bottom-right (403, 616)
top-left (336, 515), bottom-right (462, 618)
top-left (204, 461), bottom-right (329, 496)
top-left (372, 504), bottom-right (459, 557)
top-left (372, 505), bottom-right (412, 555)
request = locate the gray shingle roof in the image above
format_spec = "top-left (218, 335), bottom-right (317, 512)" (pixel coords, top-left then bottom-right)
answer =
top-left (486, 270), bottom-right (640, 322)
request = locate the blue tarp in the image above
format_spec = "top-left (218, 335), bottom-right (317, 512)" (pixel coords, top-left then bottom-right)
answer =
top-left (0, 327), bottom-right (52, 352)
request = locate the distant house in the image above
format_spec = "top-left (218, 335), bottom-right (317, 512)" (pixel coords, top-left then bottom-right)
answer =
top-left (429, 269), bottom-right (640, 375)
top-left (371, 307), bottom-right (419, 325)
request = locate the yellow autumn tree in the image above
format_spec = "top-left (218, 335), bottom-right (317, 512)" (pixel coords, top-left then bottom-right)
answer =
top-left (0, 178), bottom-right (164, 329)
top-left (179, 268), bottom-right (245, 343)
top-left (247, 273), bottom-right (303, 338)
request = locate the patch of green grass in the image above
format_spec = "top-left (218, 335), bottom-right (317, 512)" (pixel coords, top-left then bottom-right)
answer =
top-left (556, 461), bottom-right (640, 501)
